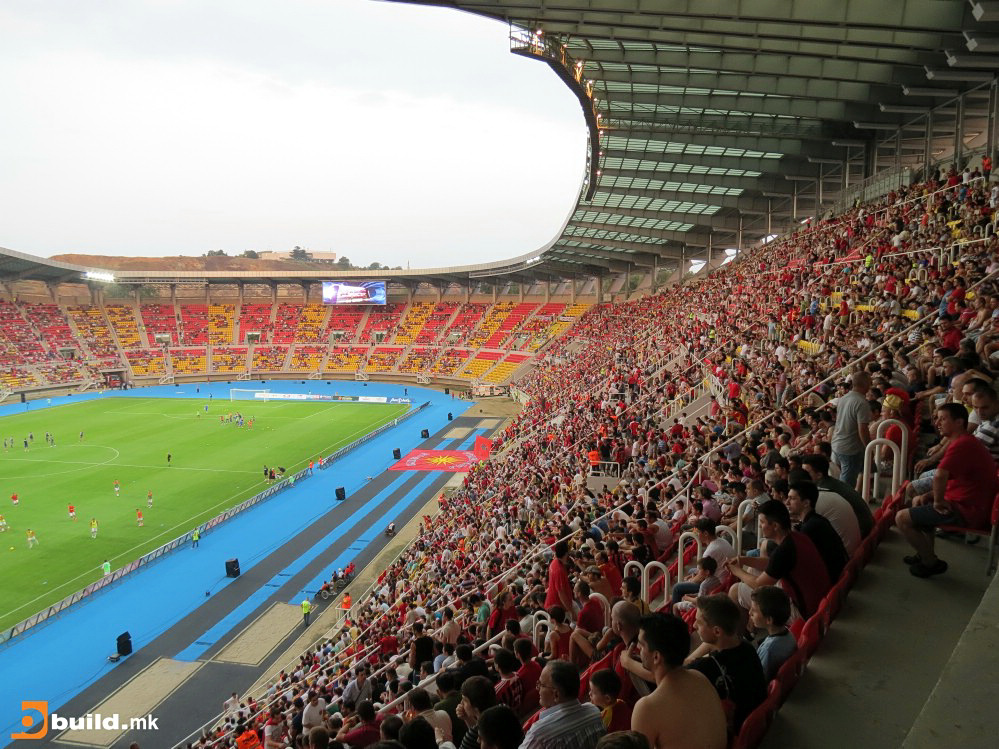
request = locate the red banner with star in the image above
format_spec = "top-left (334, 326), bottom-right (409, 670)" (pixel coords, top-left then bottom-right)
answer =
top-left (389, 449), bottom-right (483, 472)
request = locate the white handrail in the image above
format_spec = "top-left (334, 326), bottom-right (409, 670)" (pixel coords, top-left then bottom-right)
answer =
top-left (676, 532), bottom-right (703, 583)
top-left (861, 438), bottom-right (903, 503)
top-left (589, 591), bottom-right (612, 629)
top-left (733, 500), bottom-right (758, 556)
top-left (875, 418), bottom-right (910, 481)
top-left (645, 561), bottom-right (671, 604)
top-left (716, 525), bottom-right (738, 555)
top-left (623, 560), bottom-right (645, 600)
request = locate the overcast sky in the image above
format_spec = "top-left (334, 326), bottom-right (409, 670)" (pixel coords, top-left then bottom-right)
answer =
top-left (0, 0), bottom-right (586, 268)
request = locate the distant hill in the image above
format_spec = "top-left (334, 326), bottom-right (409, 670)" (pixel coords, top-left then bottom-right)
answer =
top-left (49, 254), bottom-right (337, 272)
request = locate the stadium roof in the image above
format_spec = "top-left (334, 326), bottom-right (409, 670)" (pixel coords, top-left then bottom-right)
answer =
top-left (393, 0), bottom-right (999, 268)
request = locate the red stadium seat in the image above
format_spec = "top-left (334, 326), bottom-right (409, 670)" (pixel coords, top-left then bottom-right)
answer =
top-left (731, 692), bottom-right (780, 749)
top-left (936, 490), bottom-right (999, 576)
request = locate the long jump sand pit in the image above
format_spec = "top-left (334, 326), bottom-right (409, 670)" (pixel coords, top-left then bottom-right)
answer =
top-left (54, 658), bottom-right (203, 747)
top-left (212, 602), bottom-right (302, 666)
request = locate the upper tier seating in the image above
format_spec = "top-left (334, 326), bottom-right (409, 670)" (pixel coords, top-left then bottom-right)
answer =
top-left (140, 303), bottom-right (179, 346)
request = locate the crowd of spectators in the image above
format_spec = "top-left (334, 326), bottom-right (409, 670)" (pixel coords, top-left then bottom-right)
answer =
top-left (171, 159), bottom-right (999, 749)
top-left (174, 162), bottom-right (999, 749)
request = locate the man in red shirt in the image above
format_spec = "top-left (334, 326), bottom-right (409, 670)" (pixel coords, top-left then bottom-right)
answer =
top-left (897, 403), bottom-right (998, 577)
top-left (569, 580), bottom-right (607, 664)
top-left (935, 315), bottom-right (962, 353)
top-left (544, 541), bottom-right (575, 613)
top-left (335, 700), bottom-right (380, 749)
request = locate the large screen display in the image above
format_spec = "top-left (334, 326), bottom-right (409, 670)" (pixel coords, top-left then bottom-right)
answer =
top-left (321, 281), bottom-right (387, 305)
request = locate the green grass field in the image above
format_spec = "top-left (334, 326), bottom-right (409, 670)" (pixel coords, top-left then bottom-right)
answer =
top-left (0, 397), bottom-right (407, 632)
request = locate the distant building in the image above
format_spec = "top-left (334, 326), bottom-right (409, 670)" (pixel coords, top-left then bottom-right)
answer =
top-left (257, 250), bottom-right (338, 264)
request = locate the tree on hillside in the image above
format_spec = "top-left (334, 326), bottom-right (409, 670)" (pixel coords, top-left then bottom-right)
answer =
top-left (241, 250), bottom-right (260, 259)
top-left (368, 262), bottom-right (382, 270)
top-left (336, 256), bottom-right (351, 269)
top-left (205, 249), bottom-right (227, 257)
top-left (290, 246), bottom-right (312, 261)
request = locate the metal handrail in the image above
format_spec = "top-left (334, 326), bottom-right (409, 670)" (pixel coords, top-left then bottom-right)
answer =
top-left (676, 532), bottom-right (703, 583)
top-left (861, 438), bottom-right (903, 503)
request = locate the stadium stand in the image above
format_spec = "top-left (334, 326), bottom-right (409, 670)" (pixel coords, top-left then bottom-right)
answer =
top-left (482, 352), bottom-right (531, 383)
top-left (358, 302), bottom-right (405, 343)
top-left (212, 346), bottom-right (248, 374)
top-left (168, 166), bottom-right (999, 749)
top-left (105, 304), bottom-right (142, 348)
top-left (209, 304), bottom-right (236, 345)
top-left (250, 345), bottom-right (288, 372)
top-left (171, 347), bottom-right (207, 375)
top-left (238, 303), bottom-right (273, 342)
top-left (398, 346), bottom-right (436, 374)
top-left (467, 301), bottom-right (513, 348)
top-left (364, 346), bottom-right (404, 373)
top-left (441, 302), bottom-right (488, 343)
top-left (415, 301), bottom-right (459, 343)
top-left (327, 345), bottom-right (368, 371)
top-left (0, 301), bottom-right (48, 366)
top-left (288, 344), bottom-right (326, 371)
top-left (124, 349), bottom-right (166, 377)
top-left (179, 304), bottom-right (211, 345)
top-left (458, 349), bottom-right (503, 379)
top-left (324, 305), bottom-right (366, 343)
top-left (21, 303), bottom-right (79, 356)
top-left (66, 305), bottom-right (120, 362)
top-left (271, 302), bottom-right (302, 344)
top-left (140, 303), bottom-right (180, 346)
top-left (295, 304), bottom-right (329, 342)
top-left (393, 301), bottom-right (434, 344)
top-left (431, 347), bottom-right (471, 376)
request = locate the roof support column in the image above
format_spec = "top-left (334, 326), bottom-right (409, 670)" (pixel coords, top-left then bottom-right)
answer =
top-left (924, 110), bottom-right (934, 177)
top-left (988, 80), bottom-right (998, 168)
top-left (570, 278), bottom-right (577, 304)
top-left (237, 282), bottom-right (244, 307)
top-left (955, 93), bottom-right (965, 169)
top-left (491, 284), bottom-right (497, 304)
top-left (545, 280), bottom-right (551, 303)
top-left (895, 128), bottom-right (902, 173)
top-left (792, 186), bottom-right (798, 222)
top-left (767, 201), bottom-right (772, 236)
top-left (818, 165), bottom-right (824, 206)
top-left (595, 275), bottom-right (603, 304)
top-left (205, 284), bottom-right (210, 305)
top-left (299, 282), bottom-right (307, 304)
top-left (737, 216), bottom-right (744, 254)
top-left (170, 283), bottom-right (176, 308)
top-left (707, 233), bottom-right (713, 270)
top-left (518, 283), bottom-right (523, 302)
top-left (650, 255), bottom-right (659, 294)
top-left (463, 283), bottom-right (469, 304)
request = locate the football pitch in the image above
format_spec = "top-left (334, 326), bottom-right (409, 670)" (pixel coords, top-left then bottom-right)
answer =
top-left (0, 396), bottom-right (408, 632)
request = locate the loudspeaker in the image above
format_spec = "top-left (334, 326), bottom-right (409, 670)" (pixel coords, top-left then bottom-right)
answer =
top-left (444, 388), bottom-right (450, 395)
top-left (335, 487), bottom-right (346, 501)
top-left (421, 429), bottom-right (430, 439)
top-left (393, 448), bottom-right (402, 460)
top-left (116, 631), bottom-right (132, 656)
top-left (447, 412), bottom-right (453, 421)
top-left (20, 393), bottom-right (26, 403)
top-left (225, 558), bottom-right (241, 578)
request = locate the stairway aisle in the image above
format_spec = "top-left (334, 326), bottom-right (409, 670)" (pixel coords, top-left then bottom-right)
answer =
top-left (761, 530), bottom-right (992, 749)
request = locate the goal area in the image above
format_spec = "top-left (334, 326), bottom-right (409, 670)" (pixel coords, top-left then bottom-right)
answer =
top-left (230, 388), bottom-right (271, 401)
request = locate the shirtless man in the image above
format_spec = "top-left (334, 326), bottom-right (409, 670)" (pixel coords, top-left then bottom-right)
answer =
top-left (631, 613), bottom-right (727, 749)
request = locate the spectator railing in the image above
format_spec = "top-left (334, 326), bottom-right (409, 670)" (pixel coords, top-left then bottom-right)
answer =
top-left (675, 532), bottom-right (704, 583)
top-left (861, 439), bottom-right (903, 503)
